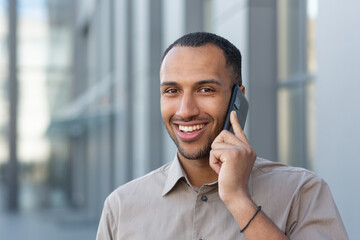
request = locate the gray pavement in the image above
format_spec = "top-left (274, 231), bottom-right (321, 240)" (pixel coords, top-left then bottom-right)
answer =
top-left (0, 209), bottom-right (98, 240)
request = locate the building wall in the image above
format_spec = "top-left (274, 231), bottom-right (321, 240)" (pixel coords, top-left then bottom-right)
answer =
top-left (70, 0), bottom-right (166, 218)
top-left (316, 1), bottom-right (360, 238)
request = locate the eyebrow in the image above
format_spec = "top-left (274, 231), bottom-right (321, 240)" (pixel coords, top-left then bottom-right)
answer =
top-left (160, 79), bottom-right (222, 87)
top-left (195, 79), bottom-right (222, 86)
top-left (160, 81), bottom-right (179, 87)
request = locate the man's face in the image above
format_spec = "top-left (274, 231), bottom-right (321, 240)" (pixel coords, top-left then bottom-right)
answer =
top-left (160, 44), bottom-right (233, 161)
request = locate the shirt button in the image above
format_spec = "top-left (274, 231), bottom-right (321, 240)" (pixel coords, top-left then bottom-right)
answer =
top-left (201, 195), bottom-right (208, 202)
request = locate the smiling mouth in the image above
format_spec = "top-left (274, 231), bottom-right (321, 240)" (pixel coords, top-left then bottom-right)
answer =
top-left (178, 124), bottom-right (205, 133)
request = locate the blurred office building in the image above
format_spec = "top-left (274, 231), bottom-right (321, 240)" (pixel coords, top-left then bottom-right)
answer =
top-left (1, 0), bottom-right (359, 239)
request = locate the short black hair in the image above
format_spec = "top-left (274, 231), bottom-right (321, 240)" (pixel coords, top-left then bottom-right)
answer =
top-left (162, 32), bottom-right (242, 86)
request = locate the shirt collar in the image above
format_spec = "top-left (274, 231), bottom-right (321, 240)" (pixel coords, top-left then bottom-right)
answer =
top-left (162, 154), bottom-right (187, 196)
top-left (162, 153), bottom-right (256, 197)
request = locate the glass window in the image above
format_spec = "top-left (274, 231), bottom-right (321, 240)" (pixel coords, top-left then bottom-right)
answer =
top-left (0, 0), bottom-right (8, 210)
top-left (278, 86), bottom-right (305, 167)
top-left (10, 0), bottom-right (74, 210)
top-left (17, 0), bottom-right (52, 209)
top-left (277, 0), bottom-right (317, 169)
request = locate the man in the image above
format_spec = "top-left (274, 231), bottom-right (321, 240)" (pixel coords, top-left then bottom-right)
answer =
top-left (97, 32), bottom-right (348, 239)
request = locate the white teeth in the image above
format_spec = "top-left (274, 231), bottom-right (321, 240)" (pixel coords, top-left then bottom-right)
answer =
top-left (179, 124), bottom-right (205, 132)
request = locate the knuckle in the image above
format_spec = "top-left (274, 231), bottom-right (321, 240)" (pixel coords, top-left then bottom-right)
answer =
top-left (228, 149), bottom-right (238, 158)
top-left (219, 129), bottom-right (228, 135)
top-left (249, 148), bottom-right (257, 160)
top-left (239, 147), bottom-right (247, 155)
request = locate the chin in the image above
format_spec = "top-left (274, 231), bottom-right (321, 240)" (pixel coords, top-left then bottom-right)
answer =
top-left (165, 123), bottom-right (219, 160)
top-left (176, 141), bottom-right (212, 161)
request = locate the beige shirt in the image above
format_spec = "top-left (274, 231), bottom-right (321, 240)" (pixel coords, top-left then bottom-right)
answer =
top-left (96, 156), bottom-right (348, 240)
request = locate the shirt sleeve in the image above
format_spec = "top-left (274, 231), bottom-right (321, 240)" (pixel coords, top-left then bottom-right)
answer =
top-left (96, 198), bottom-right (117, 240)
top-left (286, 176), bottom-right (348, 239)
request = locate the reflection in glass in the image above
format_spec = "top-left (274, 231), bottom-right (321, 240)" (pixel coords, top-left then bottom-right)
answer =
top-left (0, 0), bottom-right (8, 211)
top-left (17, 0), bottom-right (50, 210)
top-left (14, 0), bottom-right (73, 210)
top-left (307, 0), bottom-right (317, 74)
top-left (306, 81), bottom-right (315, 169)
top-left (277, 0), bottom-right (304, 82)
top-left (278, 86), bottom-right (304, 167)
top-left (277, 0), bottom-right (317, 169)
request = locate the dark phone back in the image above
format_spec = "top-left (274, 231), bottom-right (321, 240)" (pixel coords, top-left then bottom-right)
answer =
top-left (223, 85), bottom-right (249, 132)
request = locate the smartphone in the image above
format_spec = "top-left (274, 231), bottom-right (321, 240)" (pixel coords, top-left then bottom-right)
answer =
top-left (223, 85), bottom-right (249, 132)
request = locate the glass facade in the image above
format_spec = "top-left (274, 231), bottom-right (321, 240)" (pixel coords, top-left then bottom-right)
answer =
top-left (17, 0), bottom-right (51, 209)
top-left (277, 0), bottom-right (317, 168)
top-left (0, 0), bottom-right (74, 212)
top-left (46, 0), bottom-right (118, 217)
top-left (44, 0), bottom-right (75, 208)
top-left (0, 0), bottom-right (8, 211)
top-left (2, 0), bottom-right (358, 238)
top-left (0, 0), bottom-right (326, 239)
top-left (0, 0), bottom-right (319, 213)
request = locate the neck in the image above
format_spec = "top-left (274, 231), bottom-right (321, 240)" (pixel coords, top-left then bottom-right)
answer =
top-left (177, 152), bottom-right (218, 188)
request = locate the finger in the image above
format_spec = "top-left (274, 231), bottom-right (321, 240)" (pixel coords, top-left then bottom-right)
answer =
top-left (230, 111), bottom-right (250, 144)
top-left (209, 149), bottom-right (225, 174)
top-left (212, 129), bottom-right (243, 146)
top-left (229, 111), bottom-right (243, 137)
top-left (212, 141), bottom-right (242, 150)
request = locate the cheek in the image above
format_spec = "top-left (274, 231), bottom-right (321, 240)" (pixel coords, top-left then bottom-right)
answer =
top-left (208, 96), bottom-right (229, 126)
top-left (200, 96), bottom-right (228, 117)
top-left (160, 98), bottom-right (175, 122)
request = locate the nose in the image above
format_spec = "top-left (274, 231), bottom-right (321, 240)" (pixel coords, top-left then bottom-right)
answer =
top-left (176, 92), bottom-right (200, 120)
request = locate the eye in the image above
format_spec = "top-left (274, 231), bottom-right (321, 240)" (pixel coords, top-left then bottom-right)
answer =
top-left (199, 87), bottom-right (214, 93)
top-left (164, 88), bottom-right (179, 94)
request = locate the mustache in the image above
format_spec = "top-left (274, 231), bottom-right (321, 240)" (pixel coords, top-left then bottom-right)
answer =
top-left (170, 116), bottom-right (212, 122)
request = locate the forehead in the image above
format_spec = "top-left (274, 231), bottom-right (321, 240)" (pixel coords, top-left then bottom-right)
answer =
top-left (160, 45), bottom-right (230, 85)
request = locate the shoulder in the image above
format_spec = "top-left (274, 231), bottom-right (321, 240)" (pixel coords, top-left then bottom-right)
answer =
top-left (252, 158), bottom-right (348, 238)
top-left (253, 157), bottom-right (321, 184)
top-left (251, 157), bottom-right (326, 202)
top-left (104, 162), bottom-right (172, 208)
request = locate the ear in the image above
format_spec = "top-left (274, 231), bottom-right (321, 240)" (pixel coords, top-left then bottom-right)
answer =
top-left (240, 85), bottom-right (245, 95)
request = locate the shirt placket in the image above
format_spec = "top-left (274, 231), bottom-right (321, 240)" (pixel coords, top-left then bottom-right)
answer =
top-left (192, 184), bottom-right (217, 240)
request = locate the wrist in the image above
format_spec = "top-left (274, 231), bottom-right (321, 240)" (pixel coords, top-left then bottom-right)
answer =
top-left (221, 191), bottom-right (255, 212)
top-left (223, 195), bottom-right (259, 232)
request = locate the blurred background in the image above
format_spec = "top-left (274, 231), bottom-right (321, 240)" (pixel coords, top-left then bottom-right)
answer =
top-left (0, 0), bottom-right (359, 239)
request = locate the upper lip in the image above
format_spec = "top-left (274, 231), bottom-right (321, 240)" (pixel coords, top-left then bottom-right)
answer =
top-left (172, 121), bottom-right (209, 126)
